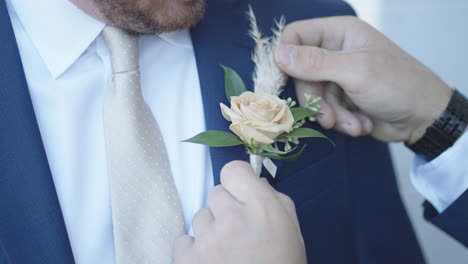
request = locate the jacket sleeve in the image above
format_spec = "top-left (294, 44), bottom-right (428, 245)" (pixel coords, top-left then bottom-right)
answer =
top-left (423, 189), bottom-right (468, 247)
top-left (410, 133), bottom-right (468, 212)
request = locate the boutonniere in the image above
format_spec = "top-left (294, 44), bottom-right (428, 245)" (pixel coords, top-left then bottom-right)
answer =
top-left (185, 7), bottom-right (333, 177)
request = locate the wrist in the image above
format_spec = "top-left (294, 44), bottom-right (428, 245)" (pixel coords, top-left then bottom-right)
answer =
top-left (406, 89), bottom-right (468, 160)
top-left (407, 86), bottom-right (453, 145)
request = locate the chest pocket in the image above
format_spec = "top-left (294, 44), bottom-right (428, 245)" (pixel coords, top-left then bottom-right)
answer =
top-left (271, 130), bottom-right (347, 209)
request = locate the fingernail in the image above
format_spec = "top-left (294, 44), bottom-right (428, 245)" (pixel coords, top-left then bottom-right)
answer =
top-left (275, 44), bottom-right (295, 66)
top-left (362, 118), bottom-right (373, 135)
top-left (339, 123), bottom-right (353, 134)
top-left (355, 114), bottom-right (373, 135)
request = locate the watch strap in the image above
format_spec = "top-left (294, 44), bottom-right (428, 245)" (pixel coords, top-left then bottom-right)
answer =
top-left (406, 90), bottom-right (468, 161)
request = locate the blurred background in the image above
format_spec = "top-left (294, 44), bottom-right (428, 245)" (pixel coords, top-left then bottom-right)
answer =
top-left (345, 0), bottom-right (468, 263)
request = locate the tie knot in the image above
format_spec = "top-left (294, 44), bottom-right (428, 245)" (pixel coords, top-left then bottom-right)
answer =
top-left (103, 25), bottom-right (139, 73)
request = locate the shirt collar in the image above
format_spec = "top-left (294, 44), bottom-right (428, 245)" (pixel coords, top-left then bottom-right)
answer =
top-left (9, 0), bottom-right (193, 79)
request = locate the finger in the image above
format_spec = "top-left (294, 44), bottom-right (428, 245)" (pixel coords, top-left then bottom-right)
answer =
top-left (220, 161), bottom-right (274, 202)
top-left (281, 17), bottom-right (358, 49)
top-left (323, 83), bottom-right (363, 137)
top-left (275, 44), bottom-right (358, 86)
top-left (276, 192), bottom-right (301, 233)
top-left (173, 235), bottom-right (195, 264)
top-left (341, 93), bottom-right (360, 112)
top-left (260, 177), bottom-right (278, 193)
top-left (207, 185), bottom-right (239, 217)
top-left (192, 208), bottom-right (215, 237)
top-left (294, 79), bottom-right (336, 129)
top-left (354, 112), bottom-right (374, 135)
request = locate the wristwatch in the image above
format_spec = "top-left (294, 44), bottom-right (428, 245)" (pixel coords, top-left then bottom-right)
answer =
top-left (406, 89), bottom-right (468, 161)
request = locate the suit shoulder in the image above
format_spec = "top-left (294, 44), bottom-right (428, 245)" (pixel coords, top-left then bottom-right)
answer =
top-left (248, 0), bottom-right (356, 22)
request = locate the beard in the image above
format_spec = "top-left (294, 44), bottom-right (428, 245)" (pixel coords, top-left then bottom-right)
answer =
top-left (94, 0), bottom-right (206, 34)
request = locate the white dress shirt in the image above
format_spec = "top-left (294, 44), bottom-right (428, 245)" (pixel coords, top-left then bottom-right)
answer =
top-left (6, 0), bottom-right (214, 263)
top-left (411, 132), bottom-right (468, 213)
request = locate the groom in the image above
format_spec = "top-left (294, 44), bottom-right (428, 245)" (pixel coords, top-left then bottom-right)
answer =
top-left (0, 0), bottom-right (425, 263)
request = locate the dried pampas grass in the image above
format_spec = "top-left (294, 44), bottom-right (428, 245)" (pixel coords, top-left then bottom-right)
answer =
top-left (247, 6), bottom-right (287, 96)
top-left (247, 6), bottom-right (287, 177)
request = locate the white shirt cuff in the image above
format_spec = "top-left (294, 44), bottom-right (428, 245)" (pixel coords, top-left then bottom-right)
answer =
top-left (410, 132), bottom-right (468, 213)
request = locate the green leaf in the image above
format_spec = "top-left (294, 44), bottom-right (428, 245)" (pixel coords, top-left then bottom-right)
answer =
top-left (183, 131), bottom-right (244, 147)
top-left (282, 144), bottom-right (308, 162)
top-left (255, 152), bottom-right (283, 160)
top-left (221, 65), bottom-right (247, 102)
top-left (283, 128), bottom-right (335, 147)
top-left (262, 144), bottom-right (298, 155)
top-left (284, 128), bottom-right (326, 138)
top-left (291, 107), bottom-right (317, 122)
top-left (256, 144), bottom-right (308, 162)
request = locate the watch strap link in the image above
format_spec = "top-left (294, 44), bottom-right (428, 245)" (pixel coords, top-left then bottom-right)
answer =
top-left (407, 90), bottom-right (468, 161)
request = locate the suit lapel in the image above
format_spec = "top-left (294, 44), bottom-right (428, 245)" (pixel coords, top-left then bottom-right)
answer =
top-left (0, 1), bottom-right (74, 263)
top-left (191, 0), bottom-right (255, 185)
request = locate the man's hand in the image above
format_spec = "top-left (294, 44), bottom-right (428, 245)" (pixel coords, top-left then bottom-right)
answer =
top-left (274, 16), bottom-right (453, 144)
top-left (173, 161), bottom-right (306, 264)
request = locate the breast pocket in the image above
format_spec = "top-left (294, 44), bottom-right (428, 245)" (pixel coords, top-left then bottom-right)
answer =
top-left (271, 131), bottom-right (347, 209)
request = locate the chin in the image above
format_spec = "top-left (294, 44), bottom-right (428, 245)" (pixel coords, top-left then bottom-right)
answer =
top-left (98, 0), bottom-right (206, 34)
top-left (153, 0), bottom-right (206, 32)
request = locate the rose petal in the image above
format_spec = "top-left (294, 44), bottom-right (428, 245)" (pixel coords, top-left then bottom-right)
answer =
top-left (281, 107), bottom-right (295, 132)
top-left (272, 103), bottom-right (287, 122)
top-left (256, 125), bottom-right (283, 133)
top-left (240, 103), bottom-right (269, 123)
top-left (230, 123), bottom-right (274, 145)
top-left (220, 103), bottom-right (235, 121)
top-left (258, 130), bottom-right (282, 141)
top-left (249, 103), bottom-right (278, 121)
top-left (223, 92), bottom-right (295, 145)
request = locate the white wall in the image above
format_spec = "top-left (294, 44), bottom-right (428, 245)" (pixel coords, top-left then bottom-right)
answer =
top-left (345, 1), bottom-right (468, 263)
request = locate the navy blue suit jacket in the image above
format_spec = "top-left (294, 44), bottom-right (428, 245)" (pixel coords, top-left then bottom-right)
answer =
top-left (424, 191), bottom-right (468, 247)
top-left (1, 0), bottom-right (462, 263)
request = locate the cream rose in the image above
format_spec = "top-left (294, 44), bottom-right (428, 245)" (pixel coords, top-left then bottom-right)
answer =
top-left (220, 91), bottom-right (295, 146)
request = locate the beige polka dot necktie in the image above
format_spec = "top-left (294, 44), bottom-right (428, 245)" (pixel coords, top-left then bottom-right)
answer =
top-left (102, 26), bottom-right (185, 264)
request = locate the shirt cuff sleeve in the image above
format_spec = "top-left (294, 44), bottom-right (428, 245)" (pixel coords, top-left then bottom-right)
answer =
top-left (410, 132), bottom-right (468, 213)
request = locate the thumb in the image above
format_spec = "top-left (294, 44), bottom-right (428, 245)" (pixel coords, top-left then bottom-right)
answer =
top-left (274, 44), bottom-right (357, 86)
top-left (220, 161), bottom-right (275, 202)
